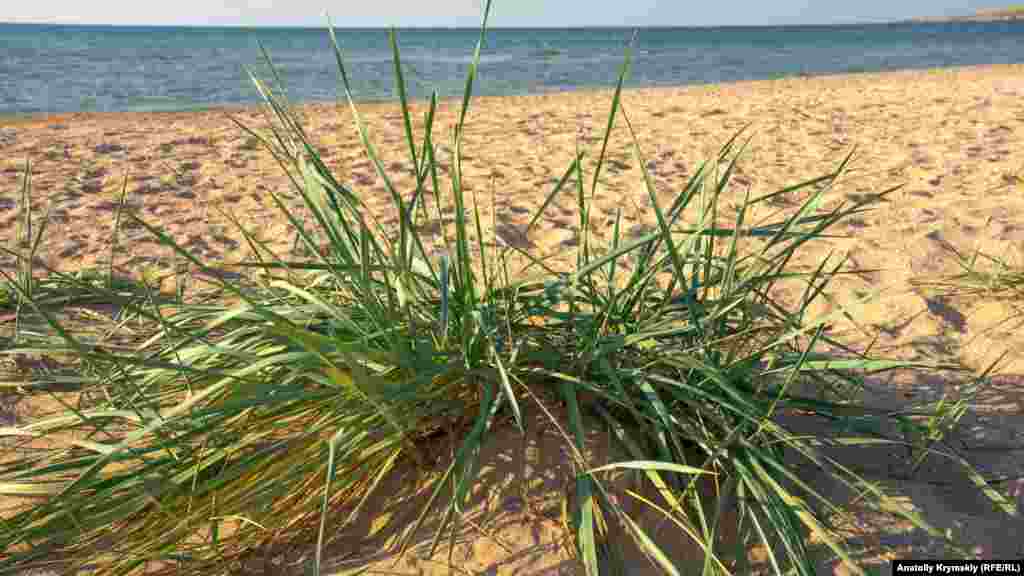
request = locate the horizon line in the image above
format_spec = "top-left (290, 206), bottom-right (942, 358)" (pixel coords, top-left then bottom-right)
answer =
top-left (0, 16), bottom-right (965, 29)
top-left (0, 19), bottom-right (970, 29)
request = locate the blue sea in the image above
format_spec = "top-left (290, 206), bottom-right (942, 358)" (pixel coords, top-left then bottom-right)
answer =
top-left (2, 21), bottom-right (1024, 116)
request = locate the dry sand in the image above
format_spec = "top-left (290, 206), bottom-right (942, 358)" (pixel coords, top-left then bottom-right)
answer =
top-left (2, 64), bottom-right (1024, 573)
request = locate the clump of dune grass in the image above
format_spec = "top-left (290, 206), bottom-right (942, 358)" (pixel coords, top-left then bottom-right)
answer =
top-left (911, 241), bottom-right (1024, 373)
top-left (0, 3), bottom-right (1012, 575)
top-left (912, 242), bottom-right (1024, 304)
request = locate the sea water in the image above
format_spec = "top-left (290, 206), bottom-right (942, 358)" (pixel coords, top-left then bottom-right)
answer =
top-left (2, 21), bottom-right (1024, 115)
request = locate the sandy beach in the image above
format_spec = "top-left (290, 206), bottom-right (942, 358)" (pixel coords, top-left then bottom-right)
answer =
top-left (2, 63), bottom-right (1024, 573)
top-left (3, 63), bottom-right (1024, 365)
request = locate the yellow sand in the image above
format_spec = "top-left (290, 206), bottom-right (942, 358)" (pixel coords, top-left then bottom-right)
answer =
top-left (2, 64), bottom-right (1023, 573)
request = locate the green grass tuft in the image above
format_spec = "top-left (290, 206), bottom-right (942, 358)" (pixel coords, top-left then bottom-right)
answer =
top-left (0, 3), bottom-right (1012, 575)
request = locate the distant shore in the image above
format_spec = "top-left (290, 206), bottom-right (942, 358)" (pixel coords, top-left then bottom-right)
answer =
top-left (910, 7), bottom-right (1024, 22)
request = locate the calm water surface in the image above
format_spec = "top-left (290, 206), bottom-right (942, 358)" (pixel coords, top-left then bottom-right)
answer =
top-left (2, 21), bottom-right (1024, 115)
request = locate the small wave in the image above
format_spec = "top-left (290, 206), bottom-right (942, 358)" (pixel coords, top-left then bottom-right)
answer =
top-left (529, 47), bottom-right (563, 58)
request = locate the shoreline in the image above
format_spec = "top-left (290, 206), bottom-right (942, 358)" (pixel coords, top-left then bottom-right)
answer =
top-left (3, 61), bottom-right (1024, 124)
top-left (909, 16), bottom-right (1024, 23)
top-left (909, 8), bottom-right (1024, 23)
